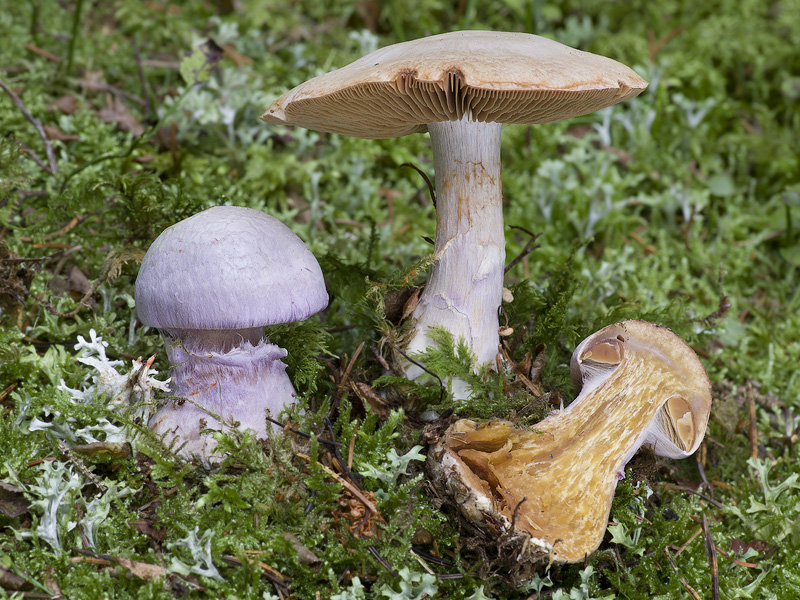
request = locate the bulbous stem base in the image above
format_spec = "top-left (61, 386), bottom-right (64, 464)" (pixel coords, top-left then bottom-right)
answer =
top-left (149, 329), bottom-right (296, 460)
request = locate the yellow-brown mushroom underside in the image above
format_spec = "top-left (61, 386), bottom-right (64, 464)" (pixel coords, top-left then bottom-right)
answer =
top-left (439, 345), bottom-right (699, 563)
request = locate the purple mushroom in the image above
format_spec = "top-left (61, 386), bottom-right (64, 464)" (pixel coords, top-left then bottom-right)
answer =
top-left (135, 206), bottom-right (328, 459)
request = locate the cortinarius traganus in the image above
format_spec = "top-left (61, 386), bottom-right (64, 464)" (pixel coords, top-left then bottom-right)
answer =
top-left (427, 320), bottom-right (711, 564)
top-left (135, 206), bottom-right (328, 459)
top-left (262, 31), bottom-right (647, 386)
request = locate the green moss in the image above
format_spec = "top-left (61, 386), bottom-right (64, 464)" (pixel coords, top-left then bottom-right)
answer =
top-left (2, 0), bottom-right (800, 597)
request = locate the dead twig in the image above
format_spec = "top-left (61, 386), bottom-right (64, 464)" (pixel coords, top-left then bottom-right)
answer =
top-left (16, 141), bottom-right (53, 174)
top-left (515, 372), bottom-right (543, 398)
top-left (510, 496), bottom-right (528, 529)
top-left (323, 416), bottom-right (359, 484)
top-left (0, 75), bottom-right (58, 174)
top-left (1, 255), bottom-right (52, 264)
top-left (295, 452), bottom-right (382, 519)
top-left (648, 27), bottom-right (687, 63)
top-left (657, 482), bottom-right (726, 509)
top-left (702, 513), bottom-right (720, 600)
top-left (347, 435), bottom-right (355, 471)
top-left (673, 526), bottom-right (702, 556)
top-left (18, 210), bottom-right (100, 243)
top-left (0, 382), bottom-right (18, 403)
top-left (333, 341), bottom-right (365, 404)
top-left (57, 441), bottom-right (107, 493)
top-left (220, 555), bottom-right (288, 597)
top-left (411, 548), bottom-right (436, 575)
top-left (400, 163), bottom-right (436, 208)
top-left (698, 295), bottom-right (731, 327)
top-left (264, 417), bottom-right (342, 448)
top-left (24, 42), bottom-right (61, 63)
top-left (696, 451), bottom-right (713, 499)
top-left (505, 226), bottom-right (542, 274)
top-left (367, 545), bottom-right (397, 577)
top-left (410, 547), bottom-right (452, 567)
top-left (664, 547), bottom-right (702, 600)
top-left (747, 381), bottom-right (758, 460)
top-left (385, 340), bottom-right (445, 403)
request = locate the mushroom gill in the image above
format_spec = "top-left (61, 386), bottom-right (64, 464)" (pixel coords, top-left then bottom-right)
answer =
top-left (427, 320), bottom-right (712, 564)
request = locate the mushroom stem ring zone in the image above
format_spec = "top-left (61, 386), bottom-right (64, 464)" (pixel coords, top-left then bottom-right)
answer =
top-left (151, 329), bottom-right (296, 457)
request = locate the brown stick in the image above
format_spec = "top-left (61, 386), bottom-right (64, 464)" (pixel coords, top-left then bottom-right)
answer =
top-left (16, 141), bottom-right (52, 174)
top-left (367, 545), bottom-right (397, 576)
top-left (702, 513), bottom-right (720, 600)
top-left (24, 42), bottom-right (62, 63)
top-left (664, 547), bottom-right (702, 600)
top-left (0, 382), bottom-right (18, 403)
top-left (0, 75), bottom-right (58, 174)
top-left (220, 555), bottom-right (288, 596)
top-left (385, 340), bottom-right (445, 403)
top-left (505, 226), bottom-right (542, 274)
top-left (295, 452), bottom-right (382, 519)
top-left (747, 381), bottom-right (758, 460)
top-left (333, 341), bottom-right (365, 402)
top-left (673, 527), bottom-right (702, 557)
top-left (656, 482), bottom-right (725, 509)
top-left (400, 162), bottom-right (436, 208)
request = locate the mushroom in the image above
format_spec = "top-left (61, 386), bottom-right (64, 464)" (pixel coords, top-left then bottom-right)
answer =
top-left (427, 320), bottom-right (711, 564)
top-left (261, 31), bottom-right (647, 383)
top-left (135, 206), bottom-right (328, 459)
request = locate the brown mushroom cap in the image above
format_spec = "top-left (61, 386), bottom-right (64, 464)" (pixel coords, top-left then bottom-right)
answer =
top-left (262, 30), bottom-right (648, 139)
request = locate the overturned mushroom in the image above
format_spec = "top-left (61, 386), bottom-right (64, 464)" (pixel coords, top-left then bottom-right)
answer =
top-left (262, 31), bottom-right (647, 383)
top-left (135, 206), bottom-right (328, 459)
top-left (427, 320), bottom-right (711, 565)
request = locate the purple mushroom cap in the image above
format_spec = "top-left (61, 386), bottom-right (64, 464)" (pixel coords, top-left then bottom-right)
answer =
top-left (135, 205), bottom-right (328, 331)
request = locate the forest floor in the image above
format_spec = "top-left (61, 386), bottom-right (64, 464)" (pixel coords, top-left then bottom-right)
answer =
top-left (1, 1), bottom-right (799, 598)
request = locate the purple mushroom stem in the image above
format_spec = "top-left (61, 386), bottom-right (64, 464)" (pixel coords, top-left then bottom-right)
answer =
top-left (152, 330), bottom-right (296, 453)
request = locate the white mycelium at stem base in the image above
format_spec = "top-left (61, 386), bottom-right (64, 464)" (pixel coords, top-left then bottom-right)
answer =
top-left (405, 117), bottom-right (504, 378)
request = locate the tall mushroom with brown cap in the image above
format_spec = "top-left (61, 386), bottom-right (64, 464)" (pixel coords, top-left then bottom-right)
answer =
top-left (427, 320), bottom-right (711, 565)
top-left (262, 31), bottom-right (647, 383)
top-left (135, 206), bottom-right (328, 459)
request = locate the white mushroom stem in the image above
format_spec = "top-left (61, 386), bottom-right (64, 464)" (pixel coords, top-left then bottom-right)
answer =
top-left (149, 328), bottom-right (296, 459)
top-left (406, 116), bottom-right (504, 380)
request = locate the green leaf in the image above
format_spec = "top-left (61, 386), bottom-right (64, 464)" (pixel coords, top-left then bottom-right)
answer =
top-left (708, 173), bottom-right (736, 197)
top-left (179, 39), bottom-right (224, 87)
top-left (779, 245), bottom-right (800, 267)
top-left (607, 522), bottom-right (645, 556)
